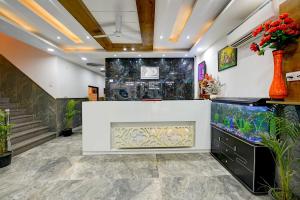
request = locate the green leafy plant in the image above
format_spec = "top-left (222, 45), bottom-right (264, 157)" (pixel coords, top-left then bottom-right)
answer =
top-left (64, 100), bottom-right (80, 129)
top-left (240, 121), bottom-right (254, 136)
top-left (0, 109), bottom-right (11, 154)
top-left (260, 112), bottom-right (300, 200)
top-left (214, 113), bottom-right (220, 123)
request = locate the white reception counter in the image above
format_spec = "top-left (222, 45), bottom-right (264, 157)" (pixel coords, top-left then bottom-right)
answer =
top-left (82, 100), bottom-right (211, 155)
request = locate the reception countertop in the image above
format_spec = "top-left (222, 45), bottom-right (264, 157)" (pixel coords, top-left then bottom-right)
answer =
top-left (82, 100), bottom-right (211, 155)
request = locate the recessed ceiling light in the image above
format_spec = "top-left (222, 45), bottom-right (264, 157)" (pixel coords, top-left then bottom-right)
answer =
top-left (47, 48), bottom-right (54, 52)
top-left (162, 54), bottom-right (166, 57)
top-left (100, 67), bottom-right (105, 71)
top-left (138, 54), bottom-right (141, 57)
top-left (185, 54), bottom-right (188, 57)
top-left (160, 35), bottom-right (163, 40)
top-left (114, 54), bottom-right (117, 57)
top-left (131, 47), bottom-right (135, 51)
top-left (123, 47), bottom-right (127, 51)
top-left (197, 47), bottom-right (202, 52)
top-left (86, 36), bottom-right (90, 39)
top-left (186, 35), bottom-right (190, 39)
top-left (81, 57), bottom-right (87, 61)
top-left (56, 36), bottom-right (61, 40)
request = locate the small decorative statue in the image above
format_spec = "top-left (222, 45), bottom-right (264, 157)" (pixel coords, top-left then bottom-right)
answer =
top-left (200, 74), bottom-right (224, 99)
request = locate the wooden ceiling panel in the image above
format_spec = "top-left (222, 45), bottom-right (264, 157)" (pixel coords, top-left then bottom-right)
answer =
top-left (58, 0), bottom-right (155, 51)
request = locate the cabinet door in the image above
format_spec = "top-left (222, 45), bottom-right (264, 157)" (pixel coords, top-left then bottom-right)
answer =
top-left (233, 139), bottom-right (254, 171)
top-left (234, 162), bottom-right (254, 192)
top-left (211, 127), bottom-right (221, 155)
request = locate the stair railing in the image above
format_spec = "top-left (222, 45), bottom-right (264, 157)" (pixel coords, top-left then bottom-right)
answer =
top-left (5, 109), bottom-right (11, 151)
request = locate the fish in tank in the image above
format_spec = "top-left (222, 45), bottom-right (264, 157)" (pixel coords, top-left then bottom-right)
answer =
top-left (211, 102), bottom-right (273, 143)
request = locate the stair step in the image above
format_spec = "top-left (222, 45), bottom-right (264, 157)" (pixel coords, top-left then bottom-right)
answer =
top-left (0, 98), bottom-right (9, 103)
top-left (11, 121), bottom-right (42, 133)
top-left (10, 115), bottom-right (34, 124)
top-left (0, 103), bottom-right (19, 110)
top-left (12, 132), bottom-right (56, 156)
top-left (9, 109), bottom-right (27, 116)
top-left (10, 126), bottom-right (48, 145)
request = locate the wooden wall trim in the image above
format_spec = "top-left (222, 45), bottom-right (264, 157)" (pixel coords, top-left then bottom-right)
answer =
top-left (136, 0), bottom-right (155, 50)
top-left (280, 0), bottom-right (300, 102)
top-left (58, 0), bottom-right (112, 50)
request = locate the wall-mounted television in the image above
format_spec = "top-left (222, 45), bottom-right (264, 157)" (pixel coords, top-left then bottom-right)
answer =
top-left (141, 66), bottom-right (159, 79)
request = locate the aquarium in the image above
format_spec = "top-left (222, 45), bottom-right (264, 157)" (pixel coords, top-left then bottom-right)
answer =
top-left (211, 102), bottom-right (272, 143)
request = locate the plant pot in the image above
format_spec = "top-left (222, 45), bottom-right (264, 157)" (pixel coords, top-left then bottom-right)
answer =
top-left (0, 151), bottom-right (12, 168)
top-left (269, 50), bottom-right (288, 99)
top-left (61, 128), bottom-right (73, 137)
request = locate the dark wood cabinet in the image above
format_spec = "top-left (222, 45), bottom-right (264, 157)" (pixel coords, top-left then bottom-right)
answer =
top-left (211, 125), bottom-right (275, 194)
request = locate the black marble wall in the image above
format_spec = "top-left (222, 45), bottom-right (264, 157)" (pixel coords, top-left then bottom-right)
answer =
top-left (105, 58), bottom-right (194, 100)
top-left (0, 55), bottom-right (84, 132)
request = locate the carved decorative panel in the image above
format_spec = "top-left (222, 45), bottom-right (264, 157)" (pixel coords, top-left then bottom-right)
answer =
top-left (112, 125), bottom-right (194, 148)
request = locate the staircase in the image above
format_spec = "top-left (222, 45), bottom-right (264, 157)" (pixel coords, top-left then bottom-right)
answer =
top-left (0, 96), bottom-right (56, 156)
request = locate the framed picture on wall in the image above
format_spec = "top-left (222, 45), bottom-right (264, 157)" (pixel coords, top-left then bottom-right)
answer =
top-left (198, 61), bottom-right (206, 81)
top-left (218, 46), bottom-right (237, 71)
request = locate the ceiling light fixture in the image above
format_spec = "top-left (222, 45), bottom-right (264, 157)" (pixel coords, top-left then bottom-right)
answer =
top-left (123, 47), bottom-right (127, 51)
top-left (0, 7), bottom-right (35, 32)
top-left (86, 36), bottom-right (90, 39)
top-left (185, 54), bottom-right (188, 57)
top-left (19, 0), bottom-right (82, 44)
top-left (138, 54), bottom-right (141, 57)
top-left (131, 47), bottom-right (135, 51)
top-left (56, 36), bottom-right (61, 40)
top-left (197, 47), bottom-right (202, 52)
top-left (169, 0), bottom-right (196, 42)
top-left (159, 35), bottom-right (163, 40)
top-left (47, 48), bottom-right (54, 52)
top-left (81, 57), bottom-right (87, 61)
top-left (186, 35), bottom-right (190, 40)
top-left (194, 21), bottom-right (214, 45)
top-left (162, 54), bottom-right (166, 57)
top-left (114, 54), bottom-right (117, 57)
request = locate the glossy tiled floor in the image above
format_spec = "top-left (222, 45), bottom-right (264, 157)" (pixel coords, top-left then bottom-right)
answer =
top-left (0, 132), bottom-right (268, 200)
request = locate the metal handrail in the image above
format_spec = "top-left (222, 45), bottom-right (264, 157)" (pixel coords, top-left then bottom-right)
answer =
top-left (4, 109), bottom-right (11, 152)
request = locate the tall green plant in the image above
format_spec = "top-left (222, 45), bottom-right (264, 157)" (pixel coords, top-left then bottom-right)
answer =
top-left (64, 100), bottom-right (79, 129)
top-left (260, 111), bottom-right (300, 200)
top-left (0, 109), bottom-right (11, 154)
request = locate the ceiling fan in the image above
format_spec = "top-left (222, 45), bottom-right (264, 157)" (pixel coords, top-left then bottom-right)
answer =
top-left (93, 15), bottom-right (123, 39)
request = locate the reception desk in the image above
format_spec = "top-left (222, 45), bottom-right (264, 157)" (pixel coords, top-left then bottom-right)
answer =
top-left (82, 100), bottom-right (211, 155)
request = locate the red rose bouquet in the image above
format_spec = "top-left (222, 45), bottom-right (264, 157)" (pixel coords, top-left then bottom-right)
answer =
top-left (250, 13), bottom-right (300, 55)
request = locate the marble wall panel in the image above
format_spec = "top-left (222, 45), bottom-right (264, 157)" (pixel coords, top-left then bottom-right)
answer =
top-left (105, 58), bottom-right (194, 100)
top-left (0, 55), bottom-right (85, 132)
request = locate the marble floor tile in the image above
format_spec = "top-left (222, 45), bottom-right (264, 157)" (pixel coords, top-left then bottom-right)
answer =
top-left (0, 133), bottom-right (269, 200)
top-left (160, 175), bottom-right (267, 200)
top-left (157, 153), bottom-right (230, 177)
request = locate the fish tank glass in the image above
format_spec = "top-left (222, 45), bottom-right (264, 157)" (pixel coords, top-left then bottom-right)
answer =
top-left (211, 102), bottom-right (272, 144)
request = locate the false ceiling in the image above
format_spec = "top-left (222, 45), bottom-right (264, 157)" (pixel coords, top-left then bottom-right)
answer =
top-left (0, 0), bottom-right (268, 73)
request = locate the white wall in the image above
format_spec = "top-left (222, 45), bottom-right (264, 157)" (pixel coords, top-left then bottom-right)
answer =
top-left (195, 37), bottom-right (274, 98)
top-left (0, 32), bottom-right (105, 98)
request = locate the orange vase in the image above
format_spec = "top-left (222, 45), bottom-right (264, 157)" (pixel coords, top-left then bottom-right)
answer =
top-left (269, 50), bottom-right (288, 99)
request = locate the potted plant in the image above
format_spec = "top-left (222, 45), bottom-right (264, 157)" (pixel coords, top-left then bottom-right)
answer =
top-left (250, 13), bottom-right (300, 99)
top-left (260, 110), bottom-right (300, 200)
top-left (0, 109), bottom-right (12, 168)
top-left (61, 100), bottom-right (80, 137)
